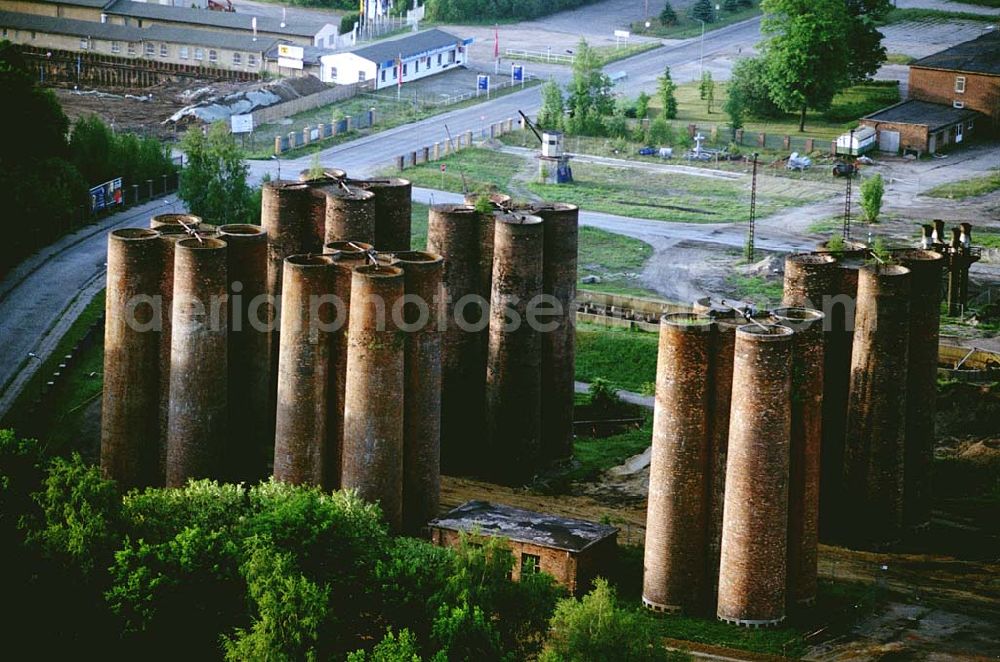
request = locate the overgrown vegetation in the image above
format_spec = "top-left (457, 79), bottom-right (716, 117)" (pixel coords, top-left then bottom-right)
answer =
top-left (575, 323), bottom-right (658, 392)
top-left (925, 170), bottom-right (1000, 199)
top-left (0, 42), bottom-right (176, 274)
top-left (425, 0), bottom-right (600, 22)
top-left (577, 227), bottom-right (655, 297)
top-left (0, 433), bottom-right (570, 659)
top-left (180, 122), bottom-right (259, 226)
top-left (860, 173), bottom-right (884, 223)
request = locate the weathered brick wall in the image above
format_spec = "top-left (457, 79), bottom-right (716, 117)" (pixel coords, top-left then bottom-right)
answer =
top-left (909, 67), bottom-right (1000, 124)
top-left (859, 119), bottom-right (930, 153)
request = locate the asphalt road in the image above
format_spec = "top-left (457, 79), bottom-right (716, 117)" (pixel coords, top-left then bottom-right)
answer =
top-left (246, 16), bottom-right (763, 182)
top-left (0, 195), bottom-right (185, 418)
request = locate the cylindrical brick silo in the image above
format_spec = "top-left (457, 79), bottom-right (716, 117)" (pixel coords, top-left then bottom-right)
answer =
top-left (342, 265), bottom-right (406, 531)
top-left (529, 203), bottom-right (579, 462)
top-left (152, 225), bottom-right (189, 485)
top-left (782, 253), bottom-right (839, 311)
top-left (895, 250), bottom-right (944, 530)
top-left (324, 186), bottom-right (376, 246)
top-left (642, 313), bottom-right (713, 614)
top-left (347, 178), bottom-right (413, 251)
top-left (692, 297), bottom-right (740, 610)
top-left (218, 224), bottom-right (270, 482)
top-left (165, 238), bottom-right (229, 487)
top-left (394, 251), bottom-right (444, 534)
top-left (772, 307), bottom-right (825, 607)
top-left (272, 254), bottom-right (338, 486)
top-left (262, 181), bottom-right (324, 300)
top-left (426, 204), bottom-right (489, 474)
top-left (843, 265), bottom-right (912, 546)
top-left (321, 241), bottom-right (372, 490)
top-left (718, 324), bottom-right (793, 627)
top-left (485, 212), bottom-right (544, 484)
top-left (101, 228), bottom-right (164, 489)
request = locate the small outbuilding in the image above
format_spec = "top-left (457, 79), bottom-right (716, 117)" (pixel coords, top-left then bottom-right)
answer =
top-left (859, 99), bottom-right (985, 156)
top-left (319, 28), bottom-right (470, 89)
top-left (428, 500), bottom-right (618, 595)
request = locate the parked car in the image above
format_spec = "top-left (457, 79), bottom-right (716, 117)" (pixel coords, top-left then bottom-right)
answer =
top-left (638, 146), bottom-right (657, 156)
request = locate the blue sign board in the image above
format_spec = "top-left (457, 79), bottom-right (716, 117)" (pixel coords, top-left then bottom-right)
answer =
top-left (90, 177), bottom-right (123, 213)
top-left (512, 65), bottom-right (523, 82)
top-left (477, 74), bottom-right (489, 91)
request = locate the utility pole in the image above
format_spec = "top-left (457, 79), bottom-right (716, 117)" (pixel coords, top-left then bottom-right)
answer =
top-left (746, 152), bottom-right (758, 263)
top-left (843, 128), bottom-right (855, 243)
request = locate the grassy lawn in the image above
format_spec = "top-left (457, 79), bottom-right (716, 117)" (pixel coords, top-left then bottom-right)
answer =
top-left (632, 2), bottom-right (762, 39)
top-left (974, 231), bottom-right (1000, 249)
top-left (393, 148), bottom-right (523, 195)
top-left (806, 216), bottom-right (843, 234)
top-left (578, 227), bottom-right (656, 297)
top-left (652, 80), bottom-right (900, 140)
top-left (410, 202), bottom-right (430, 250)
top-left (726, 274), bottom-right (784, 307)
top-left (925, 170), bottom-right (1000, 199)
top-left (1, 291), bottom-right (106, 449)
top-left (575, 322), bottom-right (658, 393)
top-left (880, 7), bottom-right (1000, 24)
top-left (885, 52), bottom-right (916, 65)
top-left (527, 160), bottom-right (826, 223)
top-left (565, 418), bottom-right (652, 484)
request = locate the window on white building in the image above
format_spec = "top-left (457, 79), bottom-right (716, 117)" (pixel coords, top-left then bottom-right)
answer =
top-left (127, 42), bottom-right (136, 55)
top-left (194, 47), bottom-right (204, 61)
top-left (955, 76), bottom-right (966, 93)
top-left (414, 60), bottom-right (419, 73)
top-left (402, 63), bottom-right (408, 75)
top-left (330, 66), bottom-right (338, 81)
top-left (359, 71), bottom-right (366, 81)
top-left (111, 41), bottom-right (120, 53)
top-left (448, 49), bottom-right (455, 64)
top-left (248, 54), bottom-right (257, 67)
top-left (160, 44), bottom-right (168, 57)
top-left (437, 53), bottom-right (441, 65)
top-left (209, 50), bottom-right (217, 63)
top-left (380, 69), bottom-right (386, 82)
top-left (81, 38), bottom-right (89, 50)
top-left (426, 56), bottom-right (431, 67)
top-left (233, 52), bottom-right (242, 65)
top-left (179, 46), bottom-right (188, 59)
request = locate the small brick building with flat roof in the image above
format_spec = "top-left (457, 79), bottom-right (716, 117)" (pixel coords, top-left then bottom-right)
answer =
top-left (429, 500), bottom-right (618, 595)
top-left (860, 99), bottom-right (985, 155)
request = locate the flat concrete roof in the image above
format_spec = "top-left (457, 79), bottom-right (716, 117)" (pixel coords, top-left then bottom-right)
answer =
top-left (862, 99), bottom-right (983, 131)
top-left (429, 500), bottom-right (618, 553)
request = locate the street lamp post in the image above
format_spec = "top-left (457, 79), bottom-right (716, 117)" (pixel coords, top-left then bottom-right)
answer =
top-left (698, 19), bottom-right (706, 76)
top-left (271, 154), bottom-right (281, 180)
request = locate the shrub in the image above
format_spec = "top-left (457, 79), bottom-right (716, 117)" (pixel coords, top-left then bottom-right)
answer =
top-left (860, 173), bottom-right (884, 223)
top-left (659, 1), bottom-right (678, 24)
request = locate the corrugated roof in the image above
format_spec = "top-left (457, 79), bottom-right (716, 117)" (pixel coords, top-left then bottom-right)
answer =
top-left (350, 28), bottom-right (465, 67)
top-left (910, 29), bottom-right (1000, 76)
top-left (104, 0), bottom-right (330, 38)
top-left (863, 99), bottom-right (983, 131)
top-left (428, 500), bottom-right (618, 553)
top-left (0, 10), bottom-right (276, 51)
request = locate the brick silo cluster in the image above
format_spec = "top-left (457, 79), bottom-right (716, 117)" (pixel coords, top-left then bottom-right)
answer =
top-left (429, 201), bottom-right (579, 484)
top-left (643, 302), bottom-right (827, 625)
top-left (781, 232), bottom-right (955, 546)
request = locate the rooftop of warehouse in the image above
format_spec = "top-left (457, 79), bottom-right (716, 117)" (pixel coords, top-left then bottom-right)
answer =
top-left (863, 99), bottom-right (983, 131)
top-left (428, 500), bottom-right (618, 553)
top-left (910, 29), bottom-right (1000, 76)
top-left (104, 0), bottom-right (331, 37)
top-left (349, 28), bottom-right (468, 66)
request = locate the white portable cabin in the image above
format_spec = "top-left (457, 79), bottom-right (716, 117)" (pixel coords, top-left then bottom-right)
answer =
top-left (541, 131), bottom-right (564, 158)
top-left (835, 126), bottom-right (877, 156)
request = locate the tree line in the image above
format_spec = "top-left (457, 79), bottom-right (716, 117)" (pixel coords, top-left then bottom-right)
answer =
top-left (0, 42), bottom-right (176, 275)
top-left (0, 429), bottom-right (671, 660)
top-left (425, 0), bottom-right (601, 23)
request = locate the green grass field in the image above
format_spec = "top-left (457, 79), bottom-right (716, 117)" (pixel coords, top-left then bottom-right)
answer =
top-left (394, 148), bottom-right (524, 196)
top-left (577, 227), bottom-right (656, 297)
top-left (632, 1), bottom-right (762, 39)
top-left (925, 170), bottom-right (1000, 200)
top-left (575, 322), bottom-right (658, 393)
top-left (652, 80), bottom-right (900, 139)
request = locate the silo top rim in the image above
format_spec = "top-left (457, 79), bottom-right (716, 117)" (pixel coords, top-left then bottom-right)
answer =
top-left (496, 212), bottom-right (543, 226)
top-left (355, 264), bottom-right (403, 277)
top-left (771, 307), bottom-right (825, 322)
top-left (862, 264), bottom-right (910, 277)
top-left (662, 312), bottom-right (713, 328)
top-left (737, 324), bottom-right (794, 339)
top-left (393, 250), bottom-right (443, 264)
top-left (112, 228), bottom-right (159, 240)
top-left (326, 186), bottom-right (375, 201)
top-left (177, 237), bottom-right (226, 250)
top-left (219, 224), bottom-right (266, 236)
top-left (286, 253), bottom-right (334, 267)
top-left (431, 203), bottom-right (477, 214)
top-left (325, 240), bottom-right (372, 254)
top-left (347, 177), bottom-right (410, 188)
top-left (789, 253), bottom-right (837, 265)
top-left (893, 249), bottom-right (945, 264)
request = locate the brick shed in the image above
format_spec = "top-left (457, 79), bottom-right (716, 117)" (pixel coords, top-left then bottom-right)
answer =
top-left (428, 500), bottom-right (618, 595)
top-left (859, 99), bottom-right (985, 156)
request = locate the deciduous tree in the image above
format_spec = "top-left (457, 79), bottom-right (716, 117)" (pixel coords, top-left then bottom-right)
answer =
top-left (179, 123), bottom-right (253, 225)
top-left (657, 65), bottom-right (678, 119)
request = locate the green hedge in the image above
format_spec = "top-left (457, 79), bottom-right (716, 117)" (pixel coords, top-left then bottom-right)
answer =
top-left (426, 0), bottom-right (601, 23)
